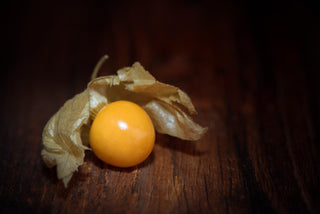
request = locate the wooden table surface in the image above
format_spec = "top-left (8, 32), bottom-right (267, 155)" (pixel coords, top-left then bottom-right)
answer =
top-left (1, 0), bottom-right (320, 213)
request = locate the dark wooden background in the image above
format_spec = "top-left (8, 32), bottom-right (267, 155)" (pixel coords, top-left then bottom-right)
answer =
top-left (1, 0), bottom-right (320, 213)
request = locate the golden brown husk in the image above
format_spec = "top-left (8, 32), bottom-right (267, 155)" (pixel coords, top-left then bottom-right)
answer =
top-left (41, 56), bottom-right (207, 187)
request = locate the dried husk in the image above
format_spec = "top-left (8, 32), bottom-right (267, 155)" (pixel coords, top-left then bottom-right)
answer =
top-left (41, 56), bottom-right (207, 187)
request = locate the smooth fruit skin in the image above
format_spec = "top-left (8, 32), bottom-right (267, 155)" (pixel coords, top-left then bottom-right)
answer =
top-left (89, 100), bottom-right (155, 167)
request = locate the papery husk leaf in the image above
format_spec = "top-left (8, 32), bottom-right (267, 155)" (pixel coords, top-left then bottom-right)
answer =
top-left (88, 62), bottom-right (207, 140)
top-left (41, 90), bottom-right (90, 187)
top-left (41, 56), bottom-right (207, 187)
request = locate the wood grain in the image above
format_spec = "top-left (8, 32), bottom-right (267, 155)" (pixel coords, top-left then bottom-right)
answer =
top-left (1, 0), bottom-right (319, 213)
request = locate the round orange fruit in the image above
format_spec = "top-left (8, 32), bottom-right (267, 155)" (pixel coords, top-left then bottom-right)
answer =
top-left (89, 100), bottom-right (155, 167)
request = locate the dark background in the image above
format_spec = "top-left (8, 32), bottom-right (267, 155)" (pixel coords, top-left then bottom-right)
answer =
top-left (1, 0), bottom-right (320, 213)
